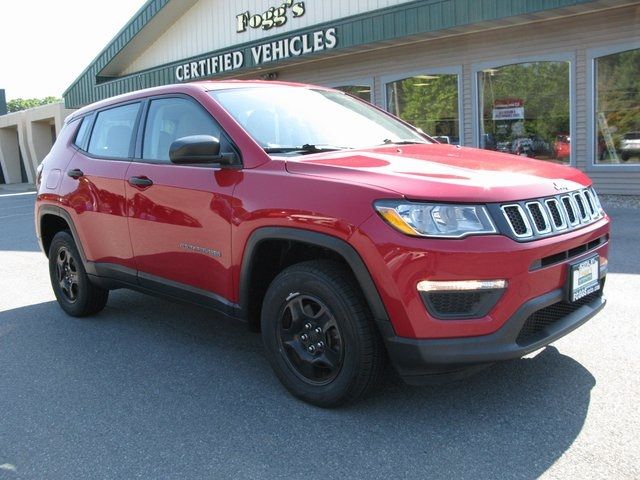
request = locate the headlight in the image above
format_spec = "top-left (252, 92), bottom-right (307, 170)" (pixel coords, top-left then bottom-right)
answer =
top-left (374, 200), bottom-right (497, 238)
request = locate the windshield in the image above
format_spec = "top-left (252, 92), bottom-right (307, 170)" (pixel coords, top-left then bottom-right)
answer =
top-left (209, 86), bottom-right (429, 153)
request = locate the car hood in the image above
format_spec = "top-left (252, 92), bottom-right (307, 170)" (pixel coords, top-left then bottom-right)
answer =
top-left (284, 144), bottom-right (591, 202)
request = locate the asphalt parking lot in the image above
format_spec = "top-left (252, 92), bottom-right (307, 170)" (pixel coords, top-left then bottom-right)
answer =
top-left (0, 189), bottom-right (639, 479)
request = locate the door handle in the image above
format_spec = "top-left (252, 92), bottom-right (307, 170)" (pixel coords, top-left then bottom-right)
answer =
top-left (67, 168), bottom-right (84, 179)
top-left (128, 176), bottom-right (154, 188)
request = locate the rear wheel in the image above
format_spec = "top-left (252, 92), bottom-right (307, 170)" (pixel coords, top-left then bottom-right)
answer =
top-left (261, 260), bottom-right (385, 407)
top-left (48, 231), bottom-right (108, 317)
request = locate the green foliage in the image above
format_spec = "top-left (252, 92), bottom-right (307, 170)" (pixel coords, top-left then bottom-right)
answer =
top-left (7, 96), bottom-right (61, 113)
top-left (387, 75), bottom-right (459, 138)
top-left (479, 61), bottom-right (570, 144)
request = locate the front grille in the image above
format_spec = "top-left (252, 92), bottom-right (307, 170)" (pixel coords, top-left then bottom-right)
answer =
top-left (584, 191), bottom-right (596, 216)
top-left (499, 188), bottom-right (603, 241)
top-left (502, 205), bottom-right (531, 236)
top-left (516, 289), bottom-right (602, 345)
top-left (545, 199), bottom-right (565, 229)
top-left (526, 202), bottom-right (550, 233)
top-left (573, 193), bottom-right (588, 221)
top-left (562, 196), bottom-right (577, 224)
top-left (530, 234), bottom-right (608, 270)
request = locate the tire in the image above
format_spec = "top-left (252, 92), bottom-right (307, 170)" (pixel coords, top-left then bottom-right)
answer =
top-left (621, 153), bottom-right (629, 162)
top-left (48, 231), bottom-right (109, 317)
top-left (261, 260), bottom-right (385, 407)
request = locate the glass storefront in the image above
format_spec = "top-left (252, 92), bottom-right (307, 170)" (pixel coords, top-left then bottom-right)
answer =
top-left (386, 74), bottom-right (460, 144)
top-left (478, 61), bottom-right (570, 163)
top-left (334, 85), bottom-right (372, 103)
top-left (594, 48), bottom-right (640, 164)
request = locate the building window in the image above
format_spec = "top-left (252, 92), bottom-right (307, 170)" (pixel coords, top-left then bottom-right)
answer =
top-left (478, 61), bottom-right (570, 163)
top-left (334, 85), bottom-right (372, 103)
top-left (594, 48), bottom-right (640, 164)
top-left (386, 74), bottom-right (460, 144)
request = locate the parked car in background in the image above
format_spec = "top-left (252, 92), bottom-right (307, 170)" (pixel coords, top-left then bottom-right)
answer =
top-left (511, 137), bottom-right (533, 156)
top-left (554, 135), bottom-right (571, 161)
top-left (620, 131), bottom-right (640, 161)
top-left (35, 81), bottom-right (609, 407)
top-left (496, 141), bottom-right (511, 153)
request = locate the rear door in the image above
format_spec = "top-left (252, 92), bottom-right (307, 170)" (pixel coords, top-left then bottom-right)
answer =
top-left (61, 102), bottom-right (141, 274)
top-left (125, 95), bottom-right (240, 304)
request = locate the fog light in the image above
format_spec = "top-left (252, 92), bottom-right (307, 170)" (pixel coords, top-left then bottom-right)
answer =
top-left (417, 279), bottom-right (507, 292)
top-left (417, 279), bottom-right (507, 320)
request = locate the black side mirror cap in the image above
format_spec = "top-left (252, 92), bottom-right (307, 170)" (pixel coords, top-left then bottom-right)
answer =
top-left (169, 135), bottom-right (239, 167)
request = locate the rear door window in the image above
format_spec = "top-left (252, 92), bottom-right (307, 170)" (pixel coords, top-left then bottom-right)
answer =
top-left (87, 103), bottom-right (140, 159)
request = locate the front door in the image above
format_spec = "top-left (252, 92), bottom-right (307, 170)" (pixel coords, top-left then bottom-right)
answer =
top-left (125, 96), bottom-right (240, 304)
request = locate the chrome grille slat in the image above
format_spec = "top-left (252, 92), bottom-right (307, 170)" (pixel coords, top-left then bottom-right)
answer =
top-left (500, 188), bottom-right (603, 241)
top-left (525, 201), bottom-right (551, 234)
top-left (583, 190), bottom-right (599, 219)
top-left (544, 198), bottom-right (567, 230)
top-left (561, 195), bottom-right (579, 226)
top-left (573, 192), bottom-right (589, 222)
top-left (501, 204), bottom-right (532, 238)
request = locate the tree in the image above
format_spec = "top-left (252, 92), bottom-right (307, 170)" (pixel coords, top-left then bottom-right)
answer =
top-left (7, 96), bottom-right (61, 113)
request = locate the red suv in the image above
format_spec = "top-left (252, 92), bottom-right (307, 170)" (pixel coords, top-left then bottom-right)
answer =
top-left (35, 81), bottom-right (609, 406)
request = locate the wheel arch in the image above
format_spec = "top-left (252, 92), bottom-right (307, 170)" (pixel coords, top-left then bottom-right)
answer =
top-left (37, 205), bottom-right (96, 275)
top-left (239, 227), bottom-right (390, 331)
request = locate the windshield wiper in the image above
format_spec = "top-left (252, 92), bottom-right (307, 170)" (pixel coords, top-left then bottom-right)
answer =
top-left (264, 144), bottom-right (351, 154)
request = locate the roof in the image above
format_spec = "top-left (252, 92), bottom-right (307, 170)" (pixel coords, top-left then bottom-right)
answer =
top-left (66, 79), bottom-right (330, 121)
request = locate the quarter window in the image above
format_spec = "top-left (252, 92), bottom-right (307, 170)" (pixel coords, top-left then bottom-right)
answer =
top-left (73, 116), bottom-right (92, 151)
top-left (143, 97), bottom-right (221, 162)
top-left (87, 103), bottom-right (140, 159)
top-left (594, 48), bottom-right (640, 164)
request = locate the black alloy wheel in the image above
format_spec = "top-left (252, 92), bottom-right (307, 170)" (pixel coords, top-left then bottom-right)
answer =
top-left (55, 246), bottom-right (79, 303)
top-left (277, 294), bottom-right (345, 385)
top-left (261, 260), bottom-right (385, 407)
top-left (48, 231), bottom-right (109, 317)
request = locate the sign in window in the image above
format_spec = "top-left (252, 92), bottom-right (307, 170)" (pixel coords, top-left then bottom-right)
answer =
top-left (478, 61), bottom-right (570, 163)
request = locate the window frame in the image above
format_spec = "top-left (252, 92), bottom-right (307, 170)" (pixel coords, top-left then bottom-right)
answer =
top-left (381, 66), bottom-right (464, 145)
top-left (134, 93), bottom-right (242, 167)
top-left (586, 40), bottom-right (640, 172)
top-left (471, 53), bottom-right (576, 166)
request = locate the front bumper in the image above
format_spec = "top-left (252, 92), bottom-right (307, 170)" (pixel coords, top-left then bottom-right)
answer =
top-left (379, 286), bottom-right (606, 385)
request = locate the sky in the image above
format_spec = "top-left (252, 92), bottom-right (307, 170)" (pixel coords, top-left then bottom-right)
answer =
top-left (0, 0), bottom-right (148, 101)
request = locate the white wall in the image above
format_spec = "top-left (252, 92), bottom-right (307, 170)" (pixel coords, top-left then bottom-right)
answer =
top-left (0, 103), bottom-right (74, 184)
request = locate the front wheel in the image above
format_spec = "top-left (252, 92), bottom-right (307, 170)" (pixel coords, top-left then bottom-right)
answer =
top-left (261, 260), bottom-right (385, 407)
top-left (48, 231), bottom-right (109, 317)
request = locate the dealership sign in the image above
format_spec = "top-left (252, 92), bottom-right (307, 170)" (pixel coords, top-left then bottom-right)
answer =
top-left (175, 28), bottom-right (337, 81)
top-left (236, 1), bottom-right (306, 33)
top-left (492, 99), bottom-right (524, 121)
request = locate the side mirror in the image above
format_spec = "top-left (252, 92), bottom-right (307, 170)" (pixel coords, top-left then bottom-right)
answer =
top-left (169, 135), bottom-right (238, 166)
